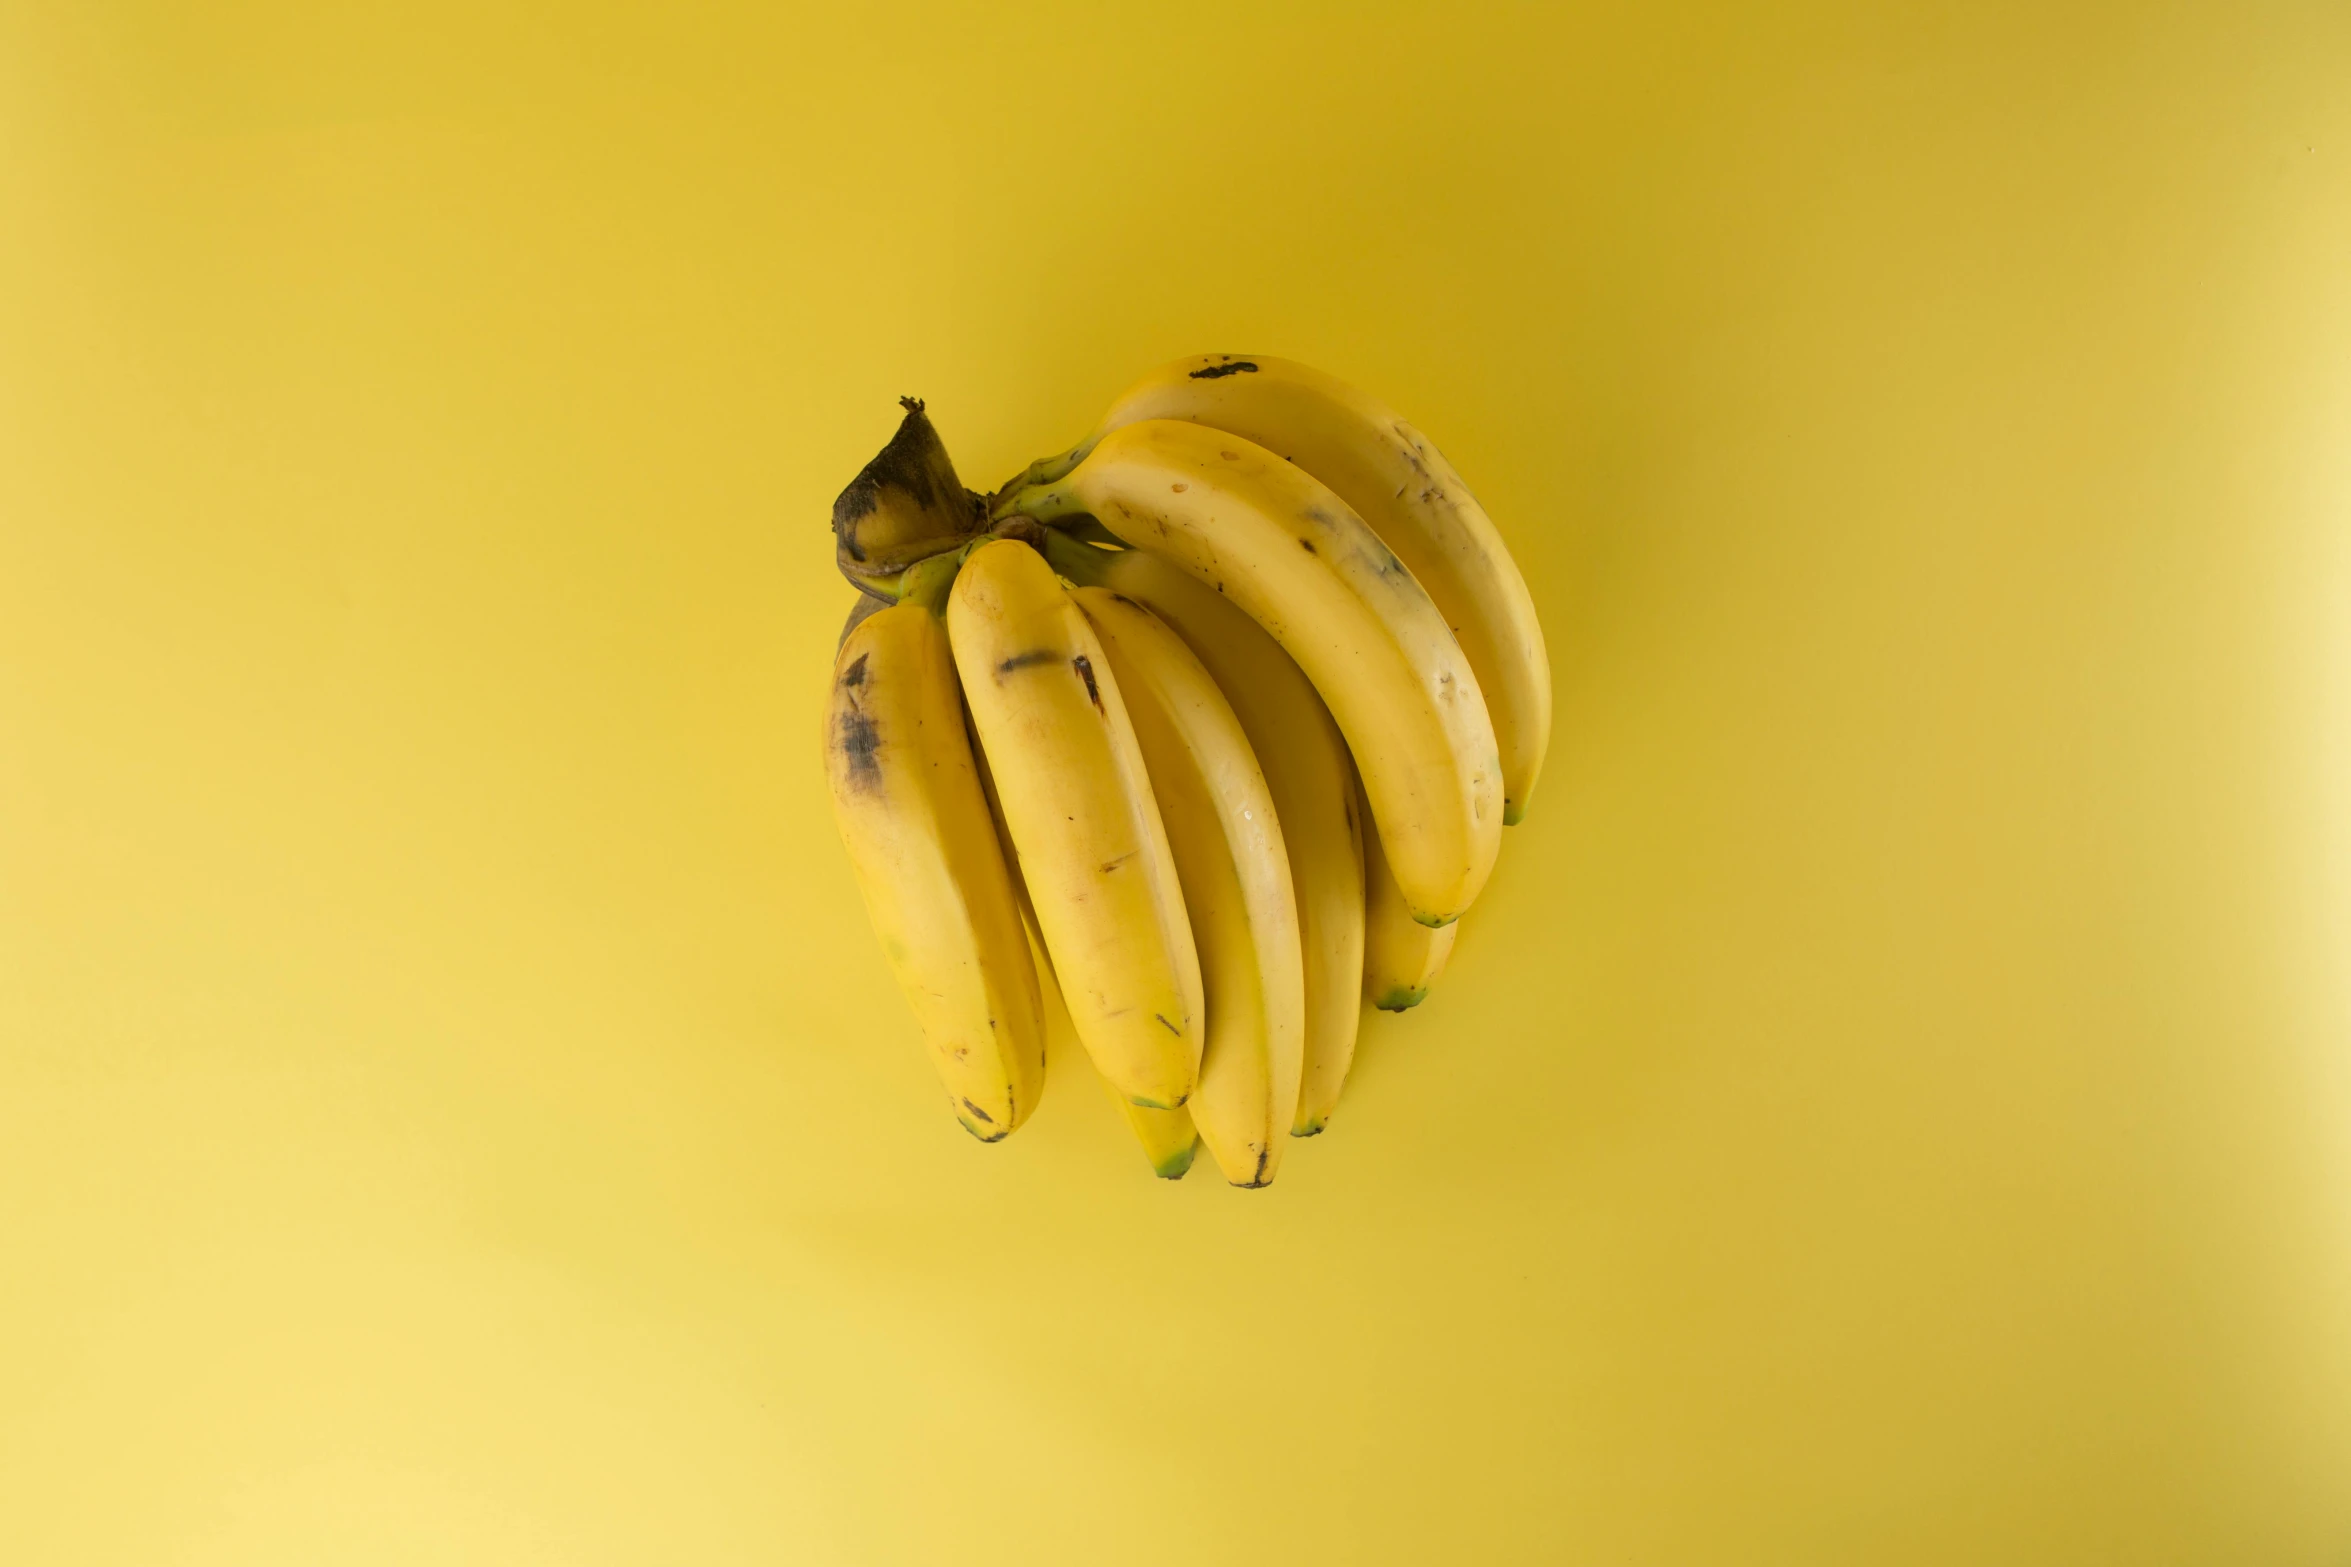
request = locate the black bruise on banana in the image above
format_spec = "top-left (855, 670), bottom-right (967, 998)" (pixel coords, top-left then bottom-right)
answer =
top-left (1072, 654), bottom-right (1104, 712)
top-left (959, 1097), bottom-right (996, 1125)
top-left (834, 653), bottom-right (884, 790)
top-left (1188, 358), bottom-right (1259, 380)
top-left (1154, 1013), bottom-right (1181, 1035)
top-left (994, 649), bottom-right (1057, 677)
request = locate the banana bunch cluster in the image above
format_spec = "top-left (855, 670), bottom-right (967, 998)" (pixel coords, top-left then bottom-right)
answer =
top-left (822, 356), bottom-right (1548, 1186)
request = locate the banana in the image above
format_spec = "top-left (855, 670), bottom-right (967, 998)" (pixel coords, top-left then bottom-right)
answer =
top-left (822, 555), bottom-right (1046, 1141)
top-left (1003, 419), bottom-right (1502, 927)
top-left (978, 723), bottom-right (1199, 1180)
top-left (1362, 776), bottom-right (1458, 1010)
top-left (1072, 586), bottom-right (1303, 1186)
top-left (1116, 1093), bottom-right (1202, 1180)
top-left (947, 538), bottom-right (1204, 1109)
top-left (1043, 531), bottom-right (1366, 1136)
top-left (1013, 355), bottom-right (1552, 824)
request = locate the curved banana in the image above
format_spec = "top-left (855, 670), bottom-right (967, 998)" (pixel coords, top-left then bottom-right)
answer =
top-left (978, 732), bottom-right (1199, 1180)
top-left (1362, 776), bottom-right (1459, 1011)
top-left (947, 539), bottom-right (1203, 1109)
top-left (1073, 586), bottom-right (1303, 1186)
top-left (1043, 531), bottom-right (1365, 1136)
top-left (1004, 419), bottom-right (1502, 926)
top-left (822, 568), bottom-right (1045, 1141)
top-left (1013, 354), bottom-right (1550, 823)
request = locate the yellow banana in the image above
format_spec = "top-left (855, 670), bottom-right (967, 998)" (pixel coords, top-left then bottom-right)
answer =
top-left (1116, 1093), bottom-right (1202, 1181)
top-left (1043, 530), bottom-right (1365, 1136)
top-left (1003, 419), bottom-right (1502, 926)
top-left (947, 538), bottom-right (1203, 1109)
top-left (979, 728), bottom-right (1198, 1180)
top-left (1073, 586), bottom-right (1303, 1186)
top-left (1362, 777), bottom-right (1459, 1011)
top-left (822, 562), bottom-right (1045, 1141)
top-left (1015, 355), bottom-right (1551, 824)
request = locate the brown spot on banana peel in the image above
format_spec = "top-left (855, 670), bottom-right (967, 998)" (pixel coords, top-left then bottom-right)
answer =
top-left (995, 649), bottom-right (1057, 677)
top-left (834, 682), bottom-right (883, 791)
top-left (1188, 359), bottom-right (1259, 379)
top-left (1072, 654), bottom-right (1103, 711)
top-left (1154, 1013), bottom-right (1181, 1036)
top-left (959, 1097), bottom-right (996, 1125)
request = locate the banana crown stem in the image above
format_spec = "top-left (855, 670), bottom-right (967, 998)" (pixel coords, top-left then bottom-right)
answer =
top-left (1038, 526), bottom-right (1115, 587)
top-left (894, 542), bottom-right (973, 615)
top-left (994, 436), bottom-right (1098, 507)
top-left (995, 479), bottom-right (1084, 526)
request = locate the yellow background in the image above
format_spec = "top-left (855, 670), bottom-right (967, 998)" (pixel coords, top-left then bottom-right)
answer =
top-left (6, 3), bottom-right (2350, 1561)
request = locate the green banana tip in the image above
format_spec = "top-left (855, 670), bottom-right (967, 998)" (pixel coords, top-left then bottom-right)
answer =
top-left (894, 541), bottom-right (976, 614)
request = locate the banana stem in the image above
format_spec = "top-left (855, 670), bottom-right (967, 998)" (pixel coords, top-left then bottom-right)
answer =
top-left (895, 542), bottom-right (974, 615)
top-left (991, 436), bottom-right (1098, 510)
top-left (993, 477), bottom-right (1087, 526)
top-left (1038, 525), bottom-right (1116, 586)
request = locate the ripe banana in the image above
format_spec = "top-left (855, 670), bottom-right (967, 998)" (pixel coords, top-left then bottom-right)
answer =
top-left (1073, 586), bottom-right (1303, 1186)
top-left (947, 538), bottom-right (1204, 1110)
top-left (1043, 530), bottom-right (1366, 1136)
top-left (979, 728), bottom-right (1200, 1180)
top-left (822, 560), bottom-right (1046, 1141)
top-left (1011, 354), bottom-right (1551, 824)
top-left (1002, 418), bottom-right (1502, 927)
top-left (1362, 777), bottom-right (1459, 1011)
top-left (823, 362), bottom-right (1546, 1179)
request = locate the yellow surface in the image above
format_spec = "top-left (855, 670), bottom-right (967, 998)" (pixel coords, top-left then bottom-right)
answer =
top-left (5, 3), bottom-right (2350, 1561)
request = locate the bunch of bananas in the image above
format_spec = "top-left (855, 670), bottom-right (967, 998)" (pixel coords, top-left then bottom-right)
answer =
top-left (822, 356), bottom-right (1548, 1186)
